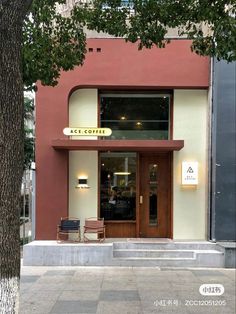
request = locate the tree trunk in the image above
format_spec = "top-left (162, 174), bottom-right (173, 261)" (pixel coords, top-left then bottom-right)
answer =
top-left (0, 1), bottom-right (32, 313)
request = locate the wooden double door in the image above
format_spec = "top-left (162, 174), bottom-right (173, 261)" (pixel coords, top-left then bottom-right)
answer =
top-left (139, 153), bottom-right (171, 238)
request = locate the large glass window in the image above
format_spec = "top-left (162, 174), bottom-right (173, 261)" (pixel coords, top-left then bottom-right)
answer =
top-left (100, 152), bottom-right (136, 221)
top-left (100, 93), bottom-right (170, 140)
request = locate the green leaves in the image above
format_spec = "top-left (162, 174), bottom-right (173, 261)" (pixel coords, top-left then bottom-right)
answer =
top-left (83, 0), bottom-right (236, 61)
top-left (24, 96), bottom-right (34, 170)
top-left (23, 0), bottom-right (87, 88)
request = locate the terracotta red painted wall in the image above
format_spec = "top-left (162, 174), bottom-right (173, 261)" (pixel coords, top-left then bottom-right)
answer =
top-left (35, 38), bottom-right (209, 239)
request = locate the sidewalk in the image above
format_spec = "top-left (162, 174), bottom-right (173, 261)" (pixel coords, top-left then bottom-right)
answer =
top-left (20, 265), bottom-right (235, 314)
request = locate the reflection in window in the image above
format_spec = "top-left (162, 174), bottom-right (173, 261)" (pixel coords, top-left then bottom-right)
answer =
top-left (100, 152), bottom-right (136, 221)
top-left (100, 94), bottom-right (170, 140)
top-left (149, 164), bottom-right (158, 225)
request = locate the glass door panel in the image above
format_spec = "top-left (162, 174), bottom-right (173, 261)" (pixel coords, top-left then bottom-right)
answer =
top-left (100, 152), bottom-right (136, 221)
top-left (149, 164), bottom-right (158, 225)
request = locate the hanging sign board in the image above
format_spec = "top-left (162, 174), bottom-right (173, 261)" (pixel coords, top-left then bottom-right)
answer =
top-left (63, 127), bottom-right (112, 136)
top-left (182, 161), bottom-right (198, 185)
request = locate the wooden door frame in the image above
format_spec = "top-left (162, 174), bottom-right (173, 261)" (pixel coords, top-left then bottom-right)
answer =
top-left (136, 153), bottom-right (141, 237)
top-left (136, 152), bottom-right (173, 238)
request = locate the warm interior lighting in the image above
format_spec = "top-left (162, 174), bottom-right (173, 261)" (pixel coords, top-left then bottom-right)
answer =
top-left (136, 121), bottom-right (142, 126)
top-left (120, 116), bottom-right (126, 120)
top-left (114, 172), bottom-right (131, 175)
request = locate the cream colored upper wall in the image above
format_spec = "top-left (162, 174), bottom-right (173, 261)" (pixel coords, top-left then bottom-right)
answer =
top-left (173, 90), bottom-right (208, 240)
top-left (68, 89), bottom-right (98, 237)
top-left (69, 89), bottom-right (98, 139)
top-left (69, 151), bottom-right (98, 236)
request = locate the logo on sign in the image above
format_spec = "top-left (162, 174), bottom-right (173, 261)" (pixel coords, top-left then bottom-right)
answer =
top-left (182, 162), bottom-right (198, 185)
top-left (187, 167), bottom-right (194, 173)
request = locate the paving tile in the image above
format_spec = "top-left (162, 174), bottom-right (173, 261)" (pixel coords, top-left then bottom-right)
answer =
top-left (64, 280), bottom-right (102, 291)
top-left (73, 274), bottom-right (103, 282)
top-left (193, 277), bottom-right (231, 285)
top-left (218, 269), bottom-right (236, 280)
top-left (138, 289), bottom-right (177, 302)
top-left (20, 275), bottom-right (41, 283)
top-left (96, 301), bottom-right (142, 314)
top-left (134, 269), bottom-right (165, 275)
top-left (136, 277), bottom-right (173, 286)
top-left (19, 266), bottom-right (236, 314)
top-left (71, 276), bottom-right (103, 282)
top-left (171, 282), bottom-right (201, 291)
top-left (171, 271), bottom-right (200, 281)
top-left (191, 270), bottom-right (226, 277)
top-left (21, 290), bottom-right (62, 302)
top-left (135, 272), bottom-right (175, 283)
top-left (50, 300), bottom-right (98, 313)
top-left (73, 269), bottom-right (104, 278)
top-left (20, 267), bottom-right (48, 276)
top-left (137, 282), bottom-right (172, 293)
top-left (102, 278), bottom-right (137, 290)
top-left (133, 267), bottom-right (160, 274)
top-left (103, 273), bottom-right (135, 280)
top-left (103, 278), bottom-right (136, 286)
top-left (44, 270), bottom-right (76, 276)
top-left (223, 283), bottom-right (236, 294)
top-left (19, 282), bottom-right (35, 293)
top-left (30, 282), bottom-right (67, 291)
top-left (99, 290), bottom-right (140, 302)
top-left (19, 299), bottom-right (55, 314)
top-left (36, 276), bottom-right (71, 285)
top-left (103, 267), bottom-right (133, 275)
top-left (59, 290), bottom-right (100, 301)
top-left (74, 272), bottom-right (104, 278)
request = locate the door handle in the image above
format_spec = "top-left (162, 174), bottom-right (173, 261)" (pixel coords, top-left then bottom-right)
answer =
top-left (139, 195), bottom-right (143, 204)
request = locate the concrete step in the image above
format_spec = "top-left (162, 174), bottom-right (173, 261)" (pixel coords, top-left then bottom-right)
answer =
top-left (194, 250), bottom-right (225, 267)
top-left (112, 241), bottom-right (225, 267)
top-left (112, 249), bottom-right (224, 267)
top-left (112, 257), bottom-right (197, 267)
top-left (113, 249), bottom-right (194, 258)
top-left (113, 241), bottom-right (218, 250)
top-left (23, 240), bottom-right (225, 267)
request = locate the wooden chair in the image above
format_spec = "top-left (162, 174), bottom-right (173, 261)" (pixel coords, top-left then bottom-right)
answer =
top-left (83, 217), bottom-right (105, 242)
top-left (57, 217), bottom-right (81, 242)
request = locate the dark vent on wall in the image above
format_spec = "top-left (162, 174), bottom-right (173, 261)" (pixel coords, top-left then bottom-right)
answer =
top-left (88, 47), bottom-right (102, 53)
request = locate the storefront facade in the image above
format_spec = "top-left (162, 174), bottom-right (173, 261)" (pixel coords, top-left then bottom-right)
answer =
top-left (35, 38), bottom-right (209, 240)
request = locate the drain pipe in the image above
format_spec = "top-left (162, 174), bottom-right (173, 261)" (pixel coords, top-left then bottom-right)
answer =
top-left (207, 57), bottom-right (216, 243)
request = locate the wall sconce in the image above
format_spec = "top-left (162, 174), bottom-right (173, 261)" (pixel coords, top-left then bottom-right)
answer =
top-left (182, 161), bottom-right (198, 186)
top-left (76, 177), bottom-right (90, 189)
